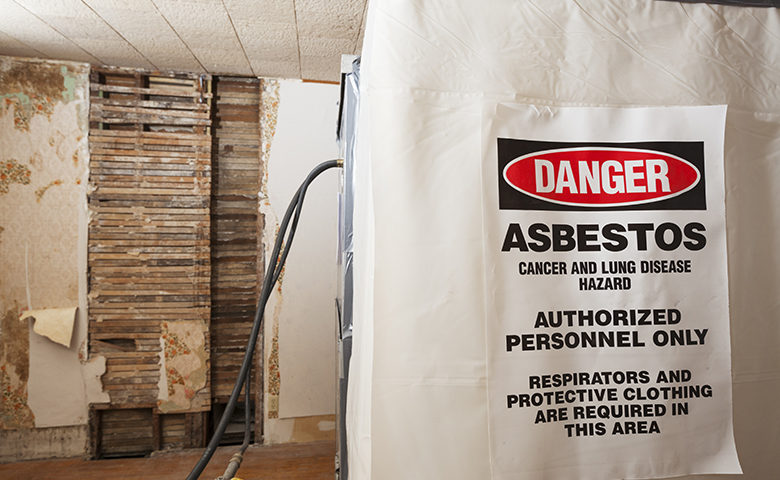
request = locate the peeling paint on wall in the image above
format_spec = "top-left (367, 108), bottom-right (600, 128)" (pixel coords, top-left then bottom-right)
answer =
top-left (260, 79), bottom-right (280, 171)
top-left (0, 306), bottom-right (34, 429)
top-left (267, 297), bottom-right (282, 419)
top-left (34, 179), bottom-right (63, 202)
top-left (0, 56), bottom-right (100, 447)
top-left (21, 307), bottom-right (77, 347)
top-left (259, 78), bottom-right (282, 420)
top-left (0, 159), bottom-right (32, 194)
top-left (0, 62), bottom-right (82, 131)
top-left (157, 320), bottom-right (209, 413)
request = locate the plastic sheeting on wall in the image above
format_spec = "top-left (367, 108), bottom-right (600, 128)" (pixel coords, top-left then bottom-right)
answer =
top-left (347, 1), bottom-right (780, 479)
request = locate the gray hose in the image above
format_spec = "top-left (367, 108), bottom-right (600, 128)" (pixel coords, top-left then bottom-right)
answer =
top-left (186, 159), bottom-right (342, 480)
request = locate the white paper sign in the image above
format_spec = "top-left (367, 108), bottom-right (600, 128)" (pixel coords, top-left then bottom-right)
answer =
top-left (481, 104), bottom-right (741, 479)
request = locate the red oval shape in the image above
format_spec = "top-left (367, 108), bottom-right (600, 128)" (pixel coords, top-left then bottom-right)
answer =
top-left (503, 147), bottom-right (700, 207)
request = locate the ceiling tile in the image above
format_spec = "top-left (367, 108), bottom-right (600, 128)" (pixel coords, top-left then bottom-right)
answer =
top-left (295, 0), bottom-right (366, 80)
top-left (152, 0), bottom-right (253, 75)
top-left (222, 0), bottom-right (295, 24)
top-left (235, 22), bottom-right (297, 58)
top-left (295, 0), bottom-right (364, 40)
top-left (14, 0), bottom-right (154, 68)
top-left (353, 1), bottom-right (367, 54)
top-left (254, 59), bottom-right (300, 79)
top-left (298, 36), bottom-right (353, 57)
top-left (0, 0), bottom-right (98, 63)
top-left (224, 0), bottom-right (299, 77)
top-left (300, 54), bottom-right (340, 81)
top-left (81, 0), bottom-right (203, 72)
top-left (0, 30), bottom-right (46, 58)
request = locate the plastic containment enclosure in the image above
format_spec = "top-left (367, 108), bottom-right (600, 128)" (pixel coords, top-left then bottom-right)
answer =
top-left (346, 1), bottom-right (780, 479)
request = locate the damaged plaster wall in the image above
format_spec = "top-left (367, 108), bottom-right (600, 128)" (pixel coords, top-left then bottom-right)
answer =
top-left (260, 79), bottom-right (339, 443)
top-left (0, 55), bottom-right (108, 461)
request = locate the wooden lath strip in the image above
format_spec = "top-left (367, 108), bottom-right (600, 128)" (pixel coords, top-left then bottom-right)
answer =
top-left (91, 104), bottom-right (211, 119)
top-left (91, 97), bottom-right (209, 111)
top-left (90, 83), bottom-right (213, 99)
top-left (89, 129), bottom-right (208, 141)
top-left (90, 148), bottom-right (209, 158)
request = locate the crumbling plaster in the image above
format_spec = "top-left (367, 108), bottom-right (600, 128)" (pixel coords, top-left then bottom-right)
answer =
top-left (0, 55), bottom-right (107, 459)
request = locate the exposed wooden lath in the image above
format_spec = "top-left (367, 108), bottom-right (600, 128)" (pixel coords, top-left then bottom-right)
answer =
top-left (97, 408), bottom-right (154, 458)
top-left (210, 76), bottom-right (263, 442)
top-left (86, 67), bottom-right (269, 456)
top-left (87, 66), bottom-right (213, 456)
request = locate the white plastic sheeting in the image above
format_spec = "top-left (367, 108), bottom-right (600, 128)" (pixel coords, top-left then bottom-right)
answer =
top-left (347, 1), bottom-right (780, 479)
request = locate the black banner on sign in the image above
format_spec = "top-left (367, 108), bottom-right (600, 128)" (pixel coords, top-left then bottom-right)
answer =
top-left (497, 140), bottom-right (706, 211)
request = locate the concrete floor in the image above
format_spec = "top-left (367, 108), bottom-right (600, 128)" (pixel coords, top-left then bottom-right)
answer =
top-left (0, 441), bottom-right (336, 480)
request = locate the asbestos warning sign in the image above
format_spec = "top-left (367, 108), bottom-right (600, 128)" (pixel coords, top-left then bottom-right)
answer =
top-left (481, 104), bottom-right (741, 479)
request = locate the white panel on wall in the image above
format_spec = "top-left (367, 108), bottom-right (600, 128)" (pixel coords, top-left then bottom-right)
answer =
top-left (267, 79), bottom-right (340, 419)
